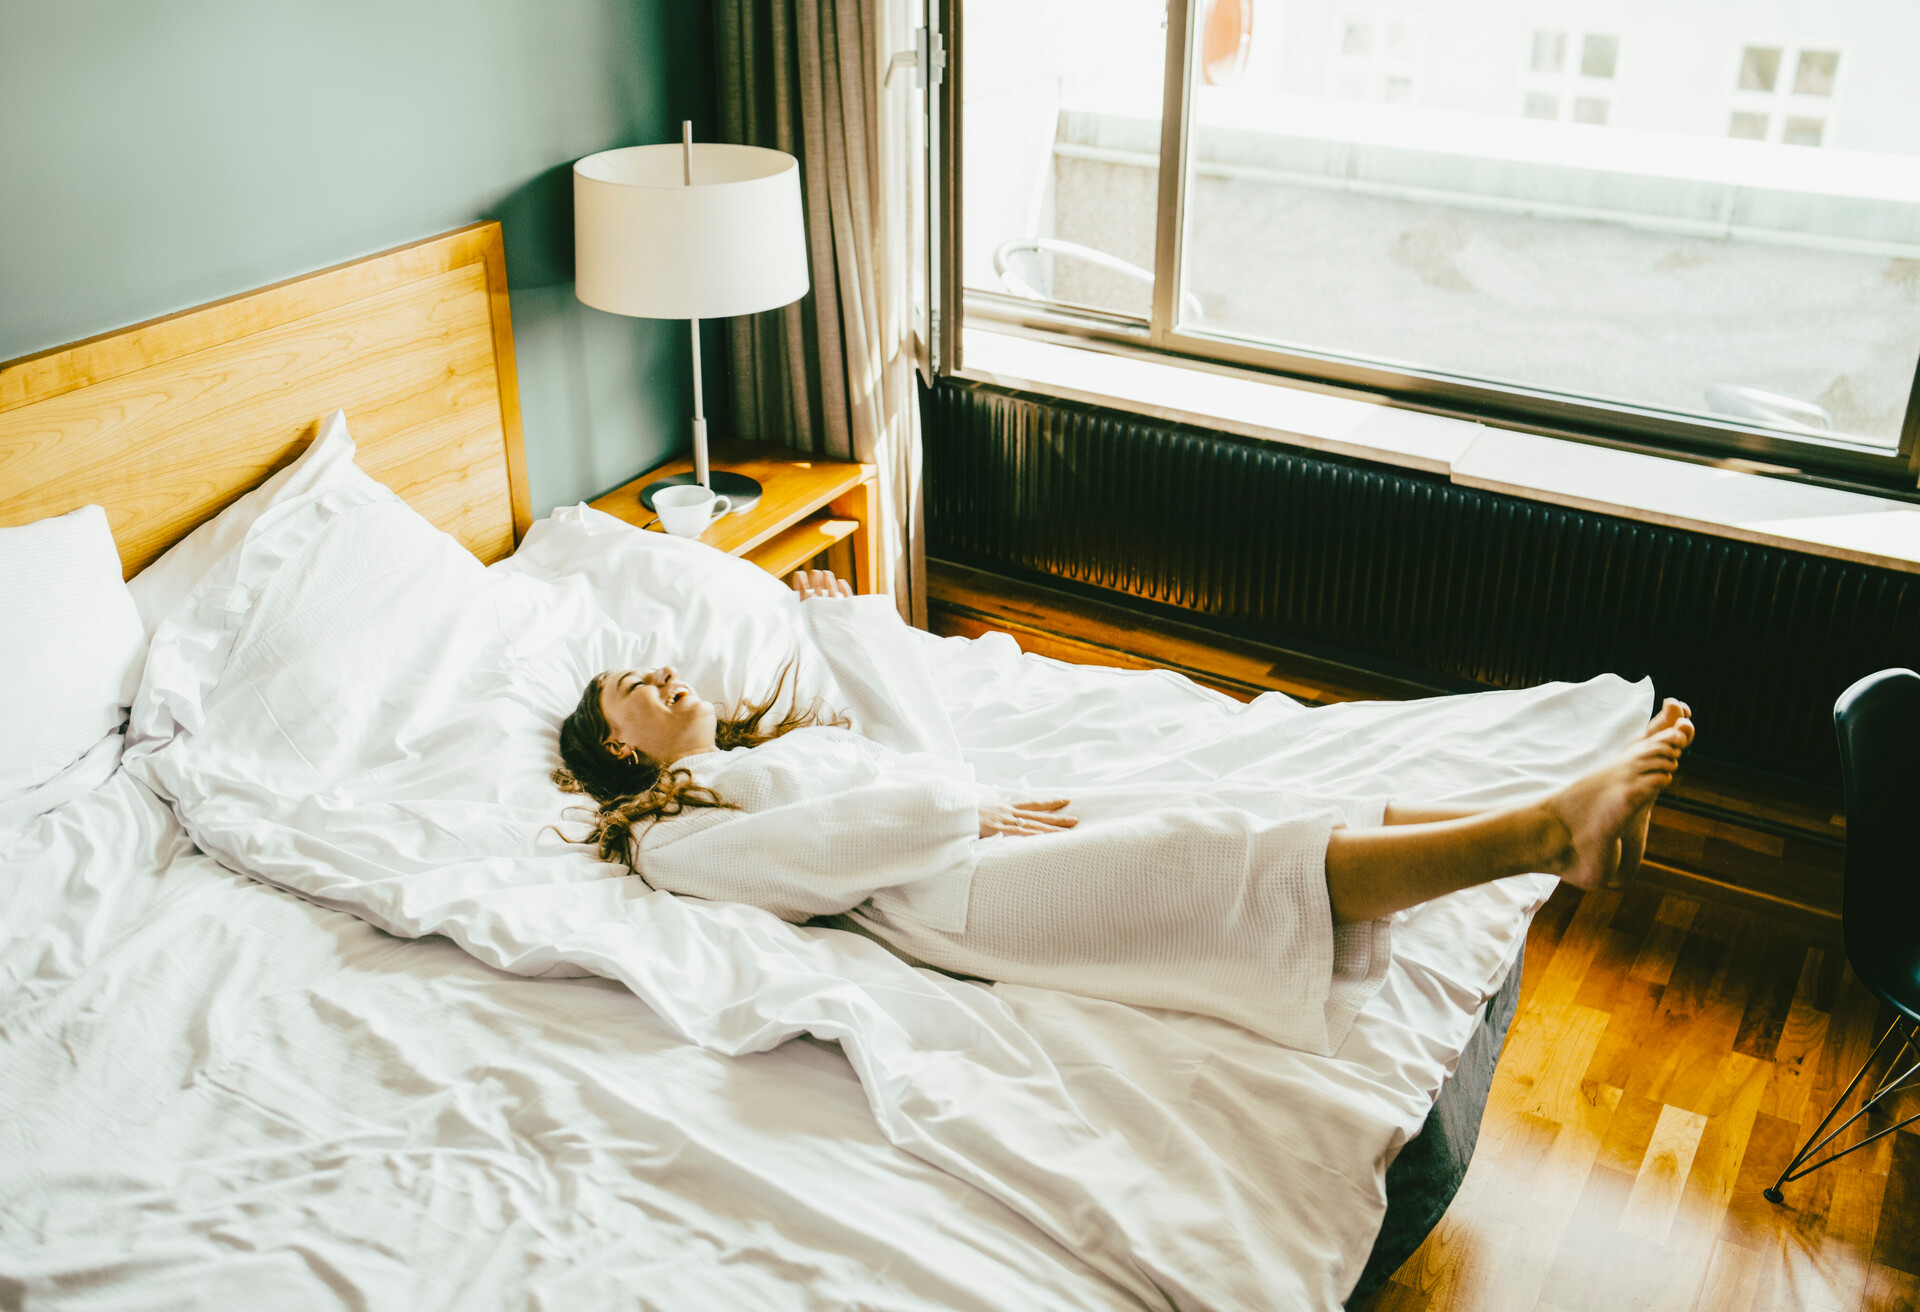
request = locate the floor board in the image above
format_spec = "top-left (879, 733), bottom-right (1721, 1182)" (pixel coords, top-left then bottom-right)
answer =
top-left (1358, 883), bottom-right (1906, 1312)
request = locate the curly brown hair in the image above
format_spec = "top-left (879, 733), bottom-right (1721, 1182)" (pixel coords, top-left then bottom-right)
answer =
top-left (553, 659), bottom-right (848, 869)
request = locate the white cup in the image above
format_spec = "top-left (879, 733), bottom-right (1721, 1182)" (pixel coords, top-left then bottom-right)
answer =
top-left (654, 484), bottom-right (732, 537)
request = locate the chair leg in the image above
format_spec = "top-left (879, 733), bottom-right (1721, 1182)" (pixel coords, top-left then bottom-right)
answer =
top-left (1765, 1013), bottom-right (1920, 1204)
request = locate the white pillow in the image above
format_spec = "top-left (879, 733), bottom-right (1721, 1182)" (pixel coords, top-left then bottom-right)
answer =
top-left (127, 408), bottom-right (359, 638)
top-left (496, 505), bottom-right (832, 716)
top-left (0, 504), bottom-right (147, 801)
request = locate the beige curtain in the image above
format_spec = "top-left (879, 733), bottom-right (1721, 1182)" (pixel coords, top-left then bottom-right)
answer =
top-left (714, 0), bottom-right (926, 625)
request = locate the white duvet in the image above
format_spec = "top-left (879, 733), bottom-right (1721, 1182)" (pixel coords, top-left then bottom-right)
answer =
top-left (1, 770), bottom-right (1136, 1311)
top-left (67, 450), bottom-right (1647, 1309)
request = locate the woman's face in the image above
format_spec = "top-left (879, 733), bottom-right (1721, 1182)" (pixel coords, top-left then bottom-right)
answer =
top-left (599, 666), bottom-right (718, 765)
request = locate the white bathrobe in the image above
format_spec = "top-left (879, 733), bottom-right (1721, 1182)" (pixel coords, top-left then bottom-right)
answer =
top-left (633, 597), bottom-right (1392, 1055)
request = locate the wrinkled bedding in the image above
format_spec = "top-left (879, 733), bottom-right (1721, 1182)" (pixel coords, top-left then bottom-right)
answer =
top-left (3, 445), bottom-right (1650, 1309)
top-left (0, 771), bottom-right (1135, 1310)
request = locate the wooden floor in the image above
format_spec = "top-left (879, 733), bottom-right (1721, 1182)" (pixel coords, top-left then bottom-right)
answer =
top-left (1358, 882), bottom-right (1919, 1312)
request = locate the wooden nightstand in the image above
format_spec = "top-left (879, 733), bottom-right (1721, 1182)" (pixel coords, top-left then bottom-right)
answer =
top-left (589, 438), bottom-right (881, 593)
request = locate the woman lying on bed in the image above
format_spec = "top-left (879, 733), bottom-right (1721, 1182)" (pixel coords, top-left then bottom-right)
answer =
top-left (555, 568), bottom-right (1693, 1053)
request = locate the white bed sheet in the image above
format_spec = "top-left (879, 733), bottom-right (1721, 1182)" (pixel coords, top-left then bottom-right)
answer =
top-left (0, 772), bottom-right (1551, 1312)
top-left (15, 455), bottom-right (1648, 1310)
top-left (1, 770), bottom-right (1135, 1311)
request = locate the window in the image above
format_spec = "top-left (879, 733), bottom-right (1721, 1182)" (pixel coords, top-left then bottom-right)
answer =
top-left (1783, 116), bottom-right (1825, 148)
top-left (1329, 7), bottom-right (1422, 104)
top-left (1529, 30), bottom-right (1563, 76)
top-left (958, 0), bottom-right (1167, 321)
top-left (1794, 50), bottom-right (1839, 97)
top-left (953, 2), bottom-right (1920, 482)
top-left (1727, 41), bottom-right (1842, 146)
top-left (1579, 33), bottom-right (1618, 79)
top-left (1737, 46), bottom-right (1780, 93)
top-left (1518, 27), bottom-right (1619, 124)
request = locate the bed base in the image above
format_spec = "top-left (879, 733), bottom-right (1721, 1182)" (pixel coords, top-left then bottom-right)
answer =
top-left (1350, 939), bottom-right (1526, 1305)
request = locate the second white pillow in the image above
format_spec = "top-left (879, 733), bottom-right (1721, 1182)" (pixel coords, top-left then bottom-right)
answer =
top-left (0, 504), bottom-right (146, 802)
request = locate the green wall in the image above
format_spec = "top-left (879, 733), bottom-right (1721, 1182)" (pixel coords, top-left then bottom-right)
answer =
top-left (0, 0), bottom-right (719, 516)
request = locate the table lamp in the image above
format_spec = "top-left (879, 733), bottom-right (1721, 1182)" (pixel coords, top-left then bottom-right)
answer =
top-left (574, 123), bottom-right (810, 513)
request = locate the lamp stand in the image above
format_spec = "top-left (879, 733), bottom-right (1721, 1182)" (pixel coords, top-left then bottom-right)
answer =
top-left (638, 123), bottom-right (765, 516)
top-left (636, 318), bottom-right (765, 513)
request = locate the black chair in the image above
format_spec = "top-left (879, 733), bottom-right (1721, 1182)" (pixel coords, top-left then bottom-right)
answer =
top-left (1765, 667), bottom-right (1920, 1204)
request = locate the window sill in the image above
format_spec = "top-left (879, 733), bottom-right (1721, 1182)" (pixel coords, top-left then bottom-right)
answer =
top-left (957, 327), bottom-right (1920, 577)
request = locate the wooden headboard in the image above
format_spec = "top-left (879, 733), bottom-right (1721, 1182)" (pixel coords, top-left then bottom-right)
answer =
top-left (0, 223), bottom-right (531, 577)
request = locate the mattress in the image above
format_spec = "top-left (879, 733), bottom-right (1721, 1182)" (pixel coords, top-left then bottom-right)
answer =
top-left (3, 453), bottom-right (1648, 1308)
top-left (2, 760), bottom-right (1540, 1311)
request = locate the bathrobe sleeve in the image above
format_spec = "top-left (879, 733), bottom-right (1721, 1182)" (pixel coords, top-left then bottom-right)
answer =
top-left (801, 595), bottom-right (964, 763)
top-left (635, 730), bottom-right (981, 929)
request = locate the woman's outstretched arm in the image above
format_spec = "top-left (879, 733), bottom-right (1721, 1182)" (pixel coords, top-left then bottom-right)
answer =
top-left (638, 766), bottom-right (982, 921)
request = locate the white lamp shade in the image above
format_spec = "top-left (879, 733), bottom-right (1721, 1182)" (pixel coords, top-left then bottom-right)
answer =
top-left (574, 143), bottom-right (810, 320)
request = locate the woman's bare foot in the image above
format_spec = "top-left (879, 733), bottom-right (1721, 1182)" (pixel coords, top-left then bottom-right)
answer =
top-left (1542, 724), bottom-right (1690, 890)
top-left (1614, 700), bottom-right (1696, 886)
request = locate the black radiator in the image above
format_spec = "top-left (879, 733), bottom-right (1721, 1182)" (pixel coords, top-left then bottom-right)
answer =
top-left (922, 378), bottom-right (1920, 790)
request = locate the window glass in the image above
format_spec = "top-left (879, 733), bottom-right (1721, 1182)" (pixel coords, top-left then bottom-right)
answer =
top-left (1529, 30), bottom-right (1564, 76)
top-left (1738, 46), bottom-right (1780, 93)
top-left (1783, 116), bottom-right (1825, 147)
top-left (960, 0), bottom-right (1167, 320)
top-left (1167, 4), bottom-right (1920, 450)
top-left (1794, 50), bottom-right (1840, 97)
top-left (1579, 34), bottom-right (1618, 80)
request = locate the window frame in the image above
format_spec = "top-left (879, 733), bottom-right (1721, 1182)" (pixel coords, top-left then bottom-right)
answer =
top-left (938, 0), bottom-right (1920, 494)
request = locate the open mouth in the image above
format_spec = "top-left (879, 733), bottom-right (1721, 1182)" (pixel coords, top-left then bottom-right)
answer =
top-left (665, 684), bottom-right (690, 707)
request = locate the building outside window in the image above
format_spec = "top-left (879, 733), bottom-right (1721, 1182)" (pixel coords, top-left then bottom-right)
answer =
top-left (956, 0), bottom-right (1920, 484)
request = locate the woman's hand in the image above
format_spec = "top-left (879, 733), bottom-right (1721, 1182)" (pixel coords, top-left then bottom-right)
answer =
top-left (789, 568), bottom-right (853, 601)
top-left (979, 797), bottom-right (1077, 839)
